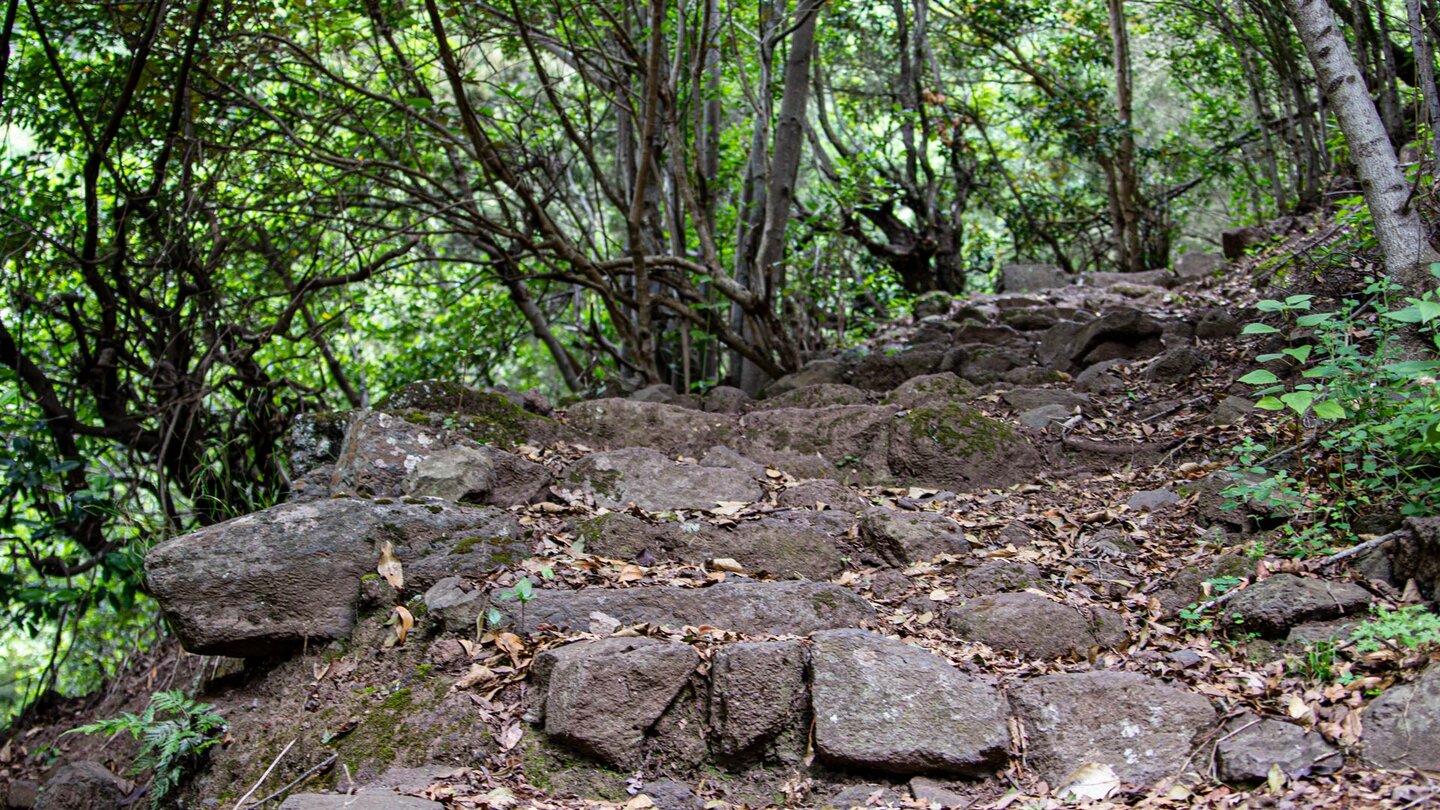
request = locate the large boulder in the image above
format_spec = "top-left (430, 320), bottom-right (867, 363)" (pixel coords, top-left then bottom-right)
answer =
top-left (887, 404), bottom-right (1040, 491)
top-left (1173, 251), bottom-right (1224, 281)
top-left (565, 448), bottom-right (762, 512)
top-left (751, 383), bottom-right (870, 411)
top-left (493, 580), bottom-right (874, 635)
top-left (809, 629), bottom-right (1010, 776)
top-left (565, 399), bottom-right (739, 457)
top-left (146, 498), bottom-right (526, 656)
top-left (377, 381), bottom-right (564, 445)
top-left (1039, 308), bottom-right (1164, 372)
top-left (946, 592), bottom-right (1126, 659)
top-left (1216, 716), bottom-right (1341, 783)
top-left (1363, 664), bottom-right (1440, 770)
top-left (763, 359), bottom-right (847, 399)
top-left (882, 373), bottom-right (979, 410)
top-left (708, 641), bottom-right (809, 760)
top-left (536, 637), bottom-right (699, 768)
top-left (1008, 671), bottom-right (1216, 785)
top-left (849, 347), bottom-right (948, 391)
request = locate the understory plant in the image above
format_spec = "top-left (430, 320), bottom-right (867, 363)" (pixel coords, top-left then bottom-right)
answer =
top-left (66, 690), bottom-right (226, 808)
top-left (1224, 268), bottom-right (1440, 555)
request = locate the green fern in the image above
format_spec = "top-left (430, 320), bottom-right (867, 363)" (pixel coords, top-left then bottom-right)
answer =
top-left (66, 690), bottom-right (226, 808)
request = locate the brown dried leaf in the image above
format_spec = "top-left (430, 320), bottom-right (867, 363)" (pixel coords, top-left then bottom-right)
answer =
top-left (377, 540), bottom-right (404, 590)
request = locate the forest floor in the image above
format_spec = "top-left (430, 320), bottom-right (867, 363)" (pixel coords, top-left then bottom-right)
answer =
top-left (4, 235), bottom-right (1440, 810)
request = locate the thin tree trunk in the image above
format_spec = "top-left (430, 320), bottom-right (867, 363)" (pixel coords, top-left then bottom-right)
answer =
top-left (1407, 0), bottom-right (1440, 162)
top-left (1286, 0), bottom-right (1438, 284)
top-left (1107, 0), bottom-right (1144, 271)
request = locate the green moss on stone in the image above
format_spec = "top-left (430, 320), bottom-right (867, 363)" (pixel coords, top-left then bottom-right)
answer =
top-left (903, 404), bottom-right (1016, 456)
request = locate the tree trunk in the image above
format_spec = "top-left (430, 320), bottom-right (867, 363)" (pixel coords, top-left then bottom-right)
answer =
top-left (1407, 0), bottom-right (1440, 163)
top-left (1286, 0), bottom-right (1438, 284)
top-left (1107, 0), bottom-right (1144, 272)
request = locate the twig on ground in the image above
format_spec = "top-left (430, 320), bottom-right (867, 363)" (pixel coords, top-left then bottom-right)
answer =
top-left (1311, 529), bottom-right (1407, 571)
top-left (245, 753), bottom-right (338, 807)
top-left (232, 737), bottom-right (296, 810)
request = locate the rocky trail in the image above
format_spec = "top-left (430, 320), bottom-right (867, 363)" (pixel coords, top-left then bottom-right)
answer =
top-left (7, 254), bottom-right (1440, 810)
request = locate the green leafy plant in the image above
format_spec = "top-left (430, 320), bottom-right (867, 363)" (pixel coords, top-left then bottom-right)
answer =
top-left (1350, 605), bottom-right (1440, 653)
top-left (1227, 271), bottom-right (1440, 555)
top-left (487, 575), bottom-right (536, 630)
top-left (66, 691), bottom-right (226, 808)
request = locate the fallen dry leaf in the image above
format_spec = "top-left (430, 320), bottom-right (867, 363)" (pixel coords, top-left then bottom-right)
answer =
top-left (377, 540), bottom-right (404, 590)
top-left (710, 557), bottom-right (745, 573)
top-left (386, 605), bottom-right (414, 647)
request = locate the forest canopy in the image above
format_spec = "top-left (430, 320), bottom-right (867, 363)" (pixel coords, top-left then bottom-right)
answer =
top-left (3, 0), bottom-right (1440, 722)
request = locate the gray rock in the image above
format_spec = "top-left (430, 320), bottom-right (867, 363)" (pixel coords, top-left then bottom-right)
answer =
top-left (1145, 346), bottom-right (1207, 383)
top-left (566, 448), bottom-right (761, 512)
top-left (279, 795), bottom-right (442, 810)
top-left (823, 784), bottom-right (907, 809)
top-left (1363, 664), bottom-right (1440, 770)
top-left (1216, 716), bottom-right (1342, 783)
top-left (565, 399), bottom-right (739, 457)
top-left (702, 386), bottom-right (751, 414)
top-left (765, 360), bottom-right (847, 399)
top-left (709, 641), bottom-right (808, 759)
top-left (913, 291), bottom-right (955, 319)
top-left (631, 383), bottom-right (679, 403)
top-left (286, 411), bottom-right (351, 478)
top-left (1385, 517), bottom-right (1440, 600)
top-left (887, 404), bottom-right (1040, 492)
top-left (1001, 263), bottom-right (1071, 292)
top-left (578, 513), bottom-right (842, 579)
top-left (1042, 309), bottom-right (1163, 372)
top-left (953, 559), bottom-right (1043, 597)
top-left (1000, 308), bottom-right (1060, 331)
top-left (1224, 574), bottom-right (1371, 637)
top-left (146, 498), bottom-right (525, 656)
top-left (1073, 358), bottom-right (1128, 394)
top-left (742, 405), bottom-right (897, 482)
top-left (539, 637), bottom-right (699, 768)
top-left (423, 576), bottom-right (487, 629)
top-left (947, 592), bottom-right (1126, 659)
top-left (909, 777), bottom-right (970, 808)
top-left (402, 444), bottom-right (552, 506)
top-left (1174, 251), bottom-right (1224, 280)
top-left (850, 346), bottom-right (947, 391)
top-left (700, 445), bottom-right (767, 477)
top-left (775, 479), bottom-right (870, 513)
top-left (1003, 367), bottom-right (1065, 386)
top-left (1018, 404), bottom-right (1073, 430)
top-left (636, 780), bottom-right (702, 810)
top-left (859, 508), bottom-right (971, 566)
top-left (1127, 489), bottom-right (1180, 512)
top-left (752, 383), bottom-right (870, 411)
top-left (1211, 395), bottom-right (1255, 426)
top-left (883, 373), bottom-right (979, 410)
top-left (810, 629), bottom-right (1010, 776)
top-left (1009, 671), bottom-right (1216, 784)
top-left (1001, 387), bottom-right (1089, 412)
top-left (4, 779), bottom-right (38, 810)
top-left (496, 579), bottom-right (874, 635)
top-left (1222, 225), bottom-right (1267, 260)
top-left (34, 762), bottom-right (129, 810)
top-left (1196, 308), bottom-right (1241, 339)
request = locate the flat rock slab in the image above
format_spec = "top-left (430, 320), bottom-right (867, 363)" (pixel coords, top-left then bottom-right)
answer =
top-left (498, 580), bottom-right (875, 635)
top-left (947, 592), bottom-right (1126, 659)
top-left (146, 497), bottom-right (525, 657)
top-left (402, 443), bottom-right (551, 507)
top-left (1217, 716), bottom-right (1341, 782)
top-left (1225, 574), bottom-right (1371, 637)
top-left (279, 794), bottom-right (443, 809)
top-left (537, 637), bottom-right (699, 768)
top-left (575, 513), bottom-right (843, 579)
top-left (566, 448), bottom-right (761, 512)
top-left (810, 629), bottom-right (1010, 776)
top-left (1363, 664), bottom-right (1440, 770)
top-left (1009, 671), bottom-right (1216, 785)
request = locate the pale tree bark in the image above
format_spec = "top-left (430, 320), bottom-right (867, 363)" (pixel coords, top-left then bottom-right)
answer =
top-left (1107, 0), bottom-right (1144, 272)
top-left (1406, 0), bottom-right (1440, 164)
top-left (1286, 0), bottom-right (1438, 286)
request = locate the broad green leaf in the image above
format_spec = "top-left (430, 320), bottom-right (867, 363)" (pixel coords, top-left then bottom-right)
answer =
top-left (1284, 294), bottom-right (1314, 307)
top-left (1255, 300), bottom-right (1285, 313)
top-left (1280, 390), bottom-right (1314, 414)
top-left (1382, 301), bottom-right (1440, 323)
top-left (1294, 312), bottom-right (1334, 327)
top-left (1384, 360), bottom-right (1440, 376)
top-left (1312, 400), bottom-right (1346, 419)
top-left (1282, 346), bottom-right (1312, 362)
top-left (1238, 369), bottom-right (1279, 385)
top-left (1241, 323), bottom-right (1280, 335)
top-left (1255, 396), bottom-right (1285, 411)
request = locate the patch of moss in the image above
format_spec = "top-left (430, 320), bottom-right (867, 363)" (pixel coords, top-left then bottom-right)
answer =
top-left (516, 733), bottom-right (630, 801)
top-left (381, 687), bottom-right (414, 710)
top-left (903, 403), bottom-right (1017, 456)
top-left (810, 589), bottom-right (840, 610)
top-left (382, 391), bottom-right (547, 450)
top-left (570, 467), bottom-right (623, 499)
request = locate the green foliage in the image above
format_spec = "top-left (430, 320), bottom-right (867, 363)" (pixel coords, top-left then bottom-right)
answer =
top-left (1350, 606), bottom-right (1440, 653)
top-left (66, 691), bottom-right (226, 808)
top-left (1226, 271), bottom-right (1440, 555)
